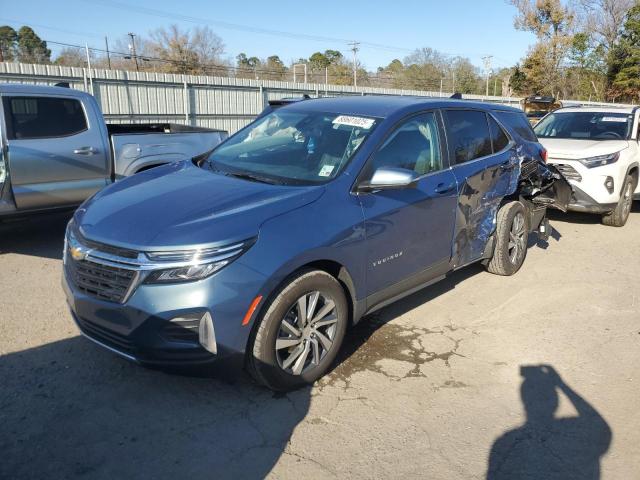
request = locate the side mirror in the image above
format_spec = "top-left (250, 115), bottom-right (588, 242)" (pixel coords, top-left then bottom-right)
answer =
top-left (357, 167), bottom-right (419, 192)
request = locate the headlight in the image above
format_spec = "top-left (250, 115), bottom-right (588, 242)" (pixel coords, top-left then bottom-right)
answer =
top-left (144, 261), bottom-right (229, 283)
top-left (143, 240), bottom-right (254, 284)
top-left (578, 152), bottom-right (620, 168)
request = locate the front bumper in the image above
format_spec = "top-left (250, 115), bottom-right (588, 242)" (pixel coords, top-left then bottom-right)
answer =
top-left (547, 159), bottom-right (624, 214)
top-left (566, 186), bottom-right (617, 214)
top-left (62, 258), bottom-right (266, 369)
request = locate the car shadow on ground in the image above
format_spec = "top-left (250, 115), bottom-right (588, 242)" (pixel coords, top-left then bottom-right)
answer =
top-left (0, 211), bottom-right (70, 260)
top-left (486, 365), bottom-right (612, 480)
top-left (0, 336), bottom-right (312, 480)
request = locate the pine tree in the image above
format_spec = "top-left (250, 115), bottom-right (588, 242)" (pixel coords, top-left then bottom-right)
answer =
top-left (16, 26), bottom-right (51, 64)
top-left (608, 5), bottom-right (640, 101)
top-left (0, 26), bottom-right (18, 62)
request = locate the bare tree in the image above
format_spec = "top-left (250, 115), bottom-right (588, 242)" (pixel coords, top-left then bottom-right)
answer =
top-left (509, 0), bottom-right (576, 94)
top-left (578, 0), bottom-right (636, 51)
top-left (148, 24), bottom-right (226, 75)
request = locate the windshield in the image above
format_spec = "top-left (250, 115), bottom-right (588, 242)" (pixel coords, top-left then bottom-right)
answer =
top-left (206, 110), bottom-right (379, 185)
top-left (534, 111), bottom-right (633, 140)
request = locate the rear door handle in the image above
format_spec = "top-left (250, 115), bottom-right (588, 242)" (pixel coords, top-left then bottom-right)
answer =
top-left (435, 182), bottom-right (456, 194)
top-left (73, 147), bottom-right (98, 155)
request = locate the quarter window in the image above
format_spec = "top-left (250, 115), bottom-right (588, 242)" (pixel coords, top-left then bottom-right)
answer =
top-left (444, 110), bottom-right (492, 164)
top-left (6, 96), bottom-right (88, 140)
top-left (488, 116), bottom-right (510, 152)
top-left (371, 112), bottom-right (442, 176)
top-left (495, 111), bottom-right (538, 142)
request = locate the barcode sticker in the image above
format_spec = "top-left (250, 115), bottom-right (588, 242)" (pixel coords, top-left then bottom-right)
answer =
top-left (332, 115), bottom-right (375, 129)
top-left (601, 116), bottom-right (628, 122)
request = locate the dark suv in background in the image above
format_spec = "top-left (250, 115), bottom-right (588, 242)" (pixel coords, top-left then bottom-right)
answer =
top-left (63, 96), bottom-right (569, 391)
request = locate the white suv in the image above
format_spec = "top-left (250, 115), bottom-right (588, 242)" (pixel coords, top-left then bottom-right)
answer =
top-left (534, 107), bottom-right (640, 227)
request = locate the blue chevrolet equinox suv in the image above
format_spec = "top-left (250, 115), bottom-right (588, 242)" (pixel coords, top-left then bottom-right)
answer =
top-left (63, 96), bottom-right (569, 391)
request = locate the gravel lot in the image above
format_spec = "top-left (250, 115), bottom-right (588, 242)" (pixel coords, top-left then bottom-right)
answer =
top-left (1, 207), bottom-right (639, 479)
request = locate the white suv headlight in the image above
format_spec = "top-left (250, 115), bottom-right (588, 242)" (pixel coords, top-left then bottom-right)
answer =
top-left (578, 152), bottom-right (620, 168)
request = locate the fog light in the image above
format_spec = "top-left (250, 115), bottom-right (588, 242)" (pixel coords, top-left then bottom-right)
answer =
top-left (604, 176), bottom-right (614, 194)
top-left (198, 312), bottom-right (217, 354)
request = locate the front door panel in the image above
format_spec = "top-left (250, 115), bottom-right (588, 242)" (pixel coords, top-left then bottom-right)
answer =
top-left (360, 169), bottom-right (458, 297)
top-left (5, 94), bottom-right (109, 210)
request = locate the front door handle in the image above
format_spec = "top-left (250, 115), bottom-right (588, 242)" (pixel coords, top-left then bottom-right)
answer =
top-left (435, 181), bottom-right (456, 194)
top-left (73, 147), bottom-right (98, 155)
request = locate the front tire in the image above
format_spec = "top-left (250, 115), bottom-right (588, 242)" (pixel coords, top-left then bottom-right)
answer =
top-left (248, 270), bottom-right (348, 391)
top-left (602, 174), bottom-right (634, 227)
top-left (486, 201), bottom-right (529, 276)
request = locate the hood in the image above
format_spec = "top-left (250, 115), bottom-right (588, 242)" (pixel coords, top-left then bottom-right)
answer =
top-left (539, 138), bottom-right (629, 160)
top-left (76, 161), bottom-right (324, 250)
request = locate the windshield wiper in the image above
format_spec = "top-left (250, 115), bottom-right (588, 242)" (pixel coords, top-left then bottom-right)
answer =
top-left (223, 171), bottom-right (283, 185)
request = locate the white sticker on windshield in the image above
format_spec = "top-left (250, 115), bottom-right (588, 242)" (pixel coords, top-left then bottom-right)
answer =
top-left (332, 115), bottom-right (375, 129)
top-left (318, 165), bottom-right (335, 177)
top-left (601, 116), bottom-right (628, 122)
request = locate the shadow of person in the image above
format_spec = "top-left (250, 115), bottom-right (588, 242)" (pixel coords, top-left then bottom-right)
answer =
top-left (0, 337), bottom-right (312, 479)
top-left (487, 365), bottom-right (612, 480)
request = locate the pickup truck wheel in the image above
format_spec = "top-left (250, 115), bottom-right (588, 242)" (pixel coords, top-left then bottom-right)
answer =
top-left (486, 201), bottom-right (529, 276)
top-left (248, 270), bottom-right (348, 391)
top-left (602, 175), bottom-right (634, 227)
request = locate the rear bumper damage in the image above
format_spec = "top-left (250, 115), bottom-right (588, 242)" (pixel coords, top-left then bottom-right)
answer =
top-left (518, 159), bottom-right (572, 214)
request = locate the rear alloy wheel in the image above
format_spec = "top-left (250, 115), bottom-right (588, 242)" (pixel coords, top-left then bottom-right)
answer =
top-left (602, 175), bottom-right (634, 227)
top-left (486, 201), bottom-right (530, 276)
top-left (249, 270), bottom-right (348, 391)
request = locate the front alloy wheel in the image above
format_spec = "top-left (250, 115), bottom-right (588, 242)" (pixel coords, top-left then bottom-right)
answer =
top-left (275, 291), bottom-right (338, 375)
top-left (248, 270), bottom-right (348, 391)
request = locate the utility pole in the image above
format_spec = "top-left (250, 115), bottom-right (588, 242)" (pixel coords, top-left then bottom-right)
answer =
top-left (128, 32), bottom-right (139, 71)
top-left (105, 36), bottom-right (111, 69)
top-left (482, 55), bottom-right (493, 97)
top-left (348, 41), bottom-right (360, 88)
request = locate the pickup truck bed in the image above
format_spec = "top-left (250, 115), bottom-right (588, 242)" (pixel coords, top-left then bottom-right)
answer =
top-left (0, 84), bottom-right (227, 217)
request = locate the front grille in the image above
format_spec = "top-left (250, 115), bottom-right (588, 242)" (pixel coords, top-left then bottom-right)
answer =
top-left (554, 163), bottom-right (582, 182)
top-left (67, 258), bottom-right (136, 303)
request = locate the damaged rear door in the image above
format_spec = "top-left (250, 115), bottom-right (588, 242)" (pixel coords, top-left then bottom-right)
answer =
top-left (443, 109), bottom-right (521, 268)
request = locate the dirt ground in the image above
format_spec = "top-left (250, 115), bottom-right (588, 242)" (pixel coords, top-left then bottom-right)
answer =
top-left (1, 207), bottom-right (639, 479)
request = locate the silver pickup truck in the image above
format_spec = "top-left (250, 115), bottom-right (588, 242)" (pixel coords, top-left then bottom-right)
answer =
top-left (0, 83), bottom-right (227, 218)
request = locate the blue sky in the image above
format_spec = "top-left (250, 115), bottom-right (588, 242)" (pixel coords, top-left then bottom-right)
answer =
top-left (1, 0), bottom-right (536, 70)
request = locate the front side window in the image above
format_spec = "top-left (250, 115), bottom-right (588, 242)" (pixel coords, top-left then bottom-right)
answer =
top-left (534, 112), bottom-right (633, 140)
top-left (6, 96), bottom-right (88, 139)
top-left (207, 110), bottom-right (378, 185)
top-left (444, 110), bottom-right (492, 164)
top-left (371, 112), bottom-right (442, 176)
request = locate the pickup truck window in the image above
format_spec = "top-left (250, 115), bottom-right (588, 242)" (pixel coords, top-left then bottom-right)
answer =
top-left (444, 110), bottom-right (493, 164)
top-left (5, 96), bottom-right (87, 140)
top-left (372, 112), bottom-right (442, 175)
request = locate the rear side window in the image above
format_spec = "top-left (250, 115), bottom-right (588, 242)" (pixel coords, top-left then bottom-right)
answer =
top-left (494, 111), bottom-right (537, 142)
top-left (5, 96), bottom-right (88, 140)
top-left (444, 110), bottom-right (492, 164)
top-left (488, 116), bottom-right (510, 152)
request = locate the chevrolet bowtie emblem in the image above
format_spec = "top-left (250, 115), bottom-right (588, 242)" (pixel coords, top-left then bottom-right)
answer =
top-left (69, 245), bottom-right (87, 261)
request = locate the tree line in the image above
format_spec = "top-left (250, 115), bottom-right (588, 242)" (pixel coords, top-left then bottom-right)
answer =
top-left (0, 1), bottom-right (638, 101)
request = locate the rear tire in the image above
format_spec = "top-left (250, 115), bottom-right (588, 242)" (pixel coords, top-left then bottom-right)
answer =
top-left (602, 174), bottom-right (634, 227)
top-left (486, 201), bottom-right (529, 276)
top-left (248, 270), bottom-right (348, 391)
